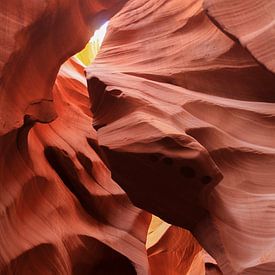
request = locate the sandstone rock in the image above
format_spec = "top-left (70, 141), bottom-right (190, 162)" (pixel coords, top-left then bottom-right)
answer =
top-left (1, 0), bottom-right (275, 274)
top-left (147, 216), bottom-right (204, 274)
top-left (0, 58), bottom-right (151, 274)
top-left (87, 0), bottom-right (275, 273)
top-left (204, 0), bottom-right (275, 73)
top-left (0, 0), bottom-right (128, 135)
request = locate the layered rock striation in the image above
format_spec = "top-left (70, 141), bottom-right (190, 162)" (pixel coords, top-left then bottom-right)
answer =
top-left (1, 0), bottom-right (275, 274)
top-left (87, 0), bottom-right (275, 274)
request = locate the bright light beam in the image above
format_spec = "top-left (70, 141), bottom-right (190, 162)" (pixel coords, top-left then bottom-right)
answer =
top-left (89, 21), bottom-right (109, 46)
top-left (75, 21), bottom-right (109, 66)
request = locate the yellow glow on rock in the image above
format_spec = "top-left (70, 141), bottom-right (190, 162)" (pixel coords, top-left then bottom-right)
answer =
top-left (76, 21), bottom-right (109, 66)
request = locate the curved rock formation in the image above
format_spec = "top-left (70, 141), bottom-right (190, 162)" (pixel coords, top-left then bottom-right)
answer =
top-left (0, 0), bottom-right (127, 135)
top-left (1, 1), bottom-right (204, 273)
top-left (1, 0), bottom-right (275, 274)
top-left (204, 0), bottom-right (275, 73)
top-left (87, 0), bottom-right (275, 274)
top-left (147, 216), bottom-right (204, 274)
top-left (0, 57), bottom-right (152, 274)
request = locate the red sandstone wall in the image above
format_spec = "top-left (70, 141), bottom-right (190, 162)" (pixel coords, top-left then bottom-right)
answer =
top-left (1, 0), bottom-right (275, 274)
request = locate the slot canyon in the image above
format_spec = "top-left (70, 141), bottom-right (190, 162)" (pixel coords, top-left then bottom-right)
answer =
top-left (1, 0), bottom-right (275, 274)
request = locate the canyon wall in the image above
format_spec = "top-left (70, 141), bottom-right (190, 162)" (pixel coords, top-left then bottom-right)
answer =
top-left (88, 0), bottom-right (275, 274)
top-left (1, 0), bottom-right (275, 274)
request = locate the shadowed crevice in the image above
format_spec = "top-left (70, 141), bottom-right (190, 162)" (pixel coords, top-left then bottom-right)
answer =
top-left (44, 146), bottom-right (107, 224)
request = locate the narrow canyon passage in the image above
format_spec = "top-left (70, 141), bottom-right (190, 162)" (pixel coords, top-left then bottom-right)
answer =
top-left (1, 0), bottom-right (275, 274)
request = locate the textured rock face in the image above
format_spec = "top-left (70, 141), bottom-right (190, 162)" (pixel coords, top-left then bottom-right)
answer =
top-left (204, 0), bottom-right (275, 73)
top-left (0, 1), bottom-right (153, 274)
top-left (147, 216), bottom-right (205, 274)
top-left (0, 57), bottom-right (151, 274)
top-left (87, 0), bottom-right (275, 274)
top-left (1, 0), bottom-right (275, 274)
top-left (0, 0), bottom-right (127, 135)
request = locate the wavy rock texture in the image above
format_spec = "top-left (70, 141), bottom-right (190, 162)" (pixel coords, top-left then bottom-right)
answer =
top-left (1, 0), bottom-right (275, 274)
top-left (0, 56), bottom-right (203, 275)
top-left (87, 0), bottom-right (275, 274)
top-left (204, 0), bottom-right (275, 74)
top-left (147, 216), bottom-right (205, 274)
top-left (0, 0), bottom-right (127, 135)
top-left (0, 57), bottom-right (153, 274)
top-left (0, 1), bottom-right (205, 274)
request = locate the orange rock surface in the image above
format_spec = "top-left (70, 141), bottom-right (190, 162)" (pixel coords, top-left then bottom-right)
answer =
top-left (87, 0), bottom-right (275, 274)
top-left (0, 57), bottom-right (153, 274)
top-left (1, 0), bottom-right (275, 274)
top-left (0, 0), bottom-right (127, 135)
top-left (204, 0), bottom-right (275, 73)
